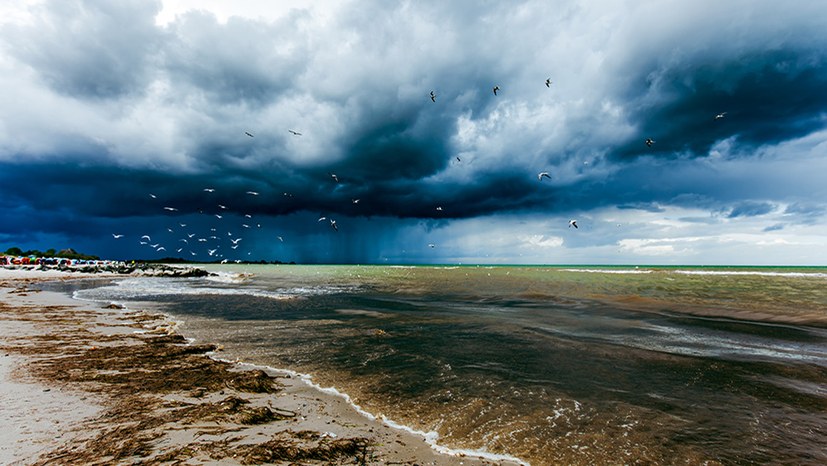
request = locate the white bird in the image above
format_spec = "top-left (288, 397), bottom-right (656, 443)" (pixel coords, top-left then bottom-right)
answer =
top-left (221, 259), bottom-right (228, 264)
top-left (428, 243), bottom-right (436, 248)
top-left (569, 219), bottom-right (578, 229)
top-left (215, 214), bottom-right (223, 219)
top-left (112, 234), bottom-right (124, 239)
top-left (187, 233), bottom-right (195, 238)
top-left (436, 206), bottom-right (443, 211)
top-left (198, 238), bottom-right (207, 242)
top-left (352, 198), bottom-right (360, 204)
top-left (156, 246), bottom-right (166, 252)
top-left (180, 223), bottom-right (187, 227)
top-left (246, 191), bottom-right (259, 196)
top-left (218, 204), bottom-right (227, 209)
top-left (163, 206), bottom-right (178, 211)
top-left (318, 216), bottom-right (327, 222)
top-left (204, 188), bottom-right (215, 193)
top-left (150, 243), bottom-right (160, 248)
top-left (230, 238), bottom-right (243, 245)
top-left (538, 172), bottom-right (551, 181)
top-left (244, 214), bottom-right (252, 218)
top-left (149, 193), bottom-right (157, 199)
top-left (242, 224), bottom-right (250, 228)
top-left (330, 219), bottom-right (338, 232)
top-left (141, 235), bottom-right (151, 241)
top-left (231, 245), bottom-right (239, 249)
top-left (208, 249), bottom-right (217, 256)
top-left (645, 138), bottom-right (655, 147)
top-left (167, 228), bottom-right (174, 232)
top-left (180, 239), bottom-right (188, 244)
top-left (330, 173), bottom-right (339, 183)
top-left (177, 248), bottom-right (183, 253)
top-left (715, 112), bottom-right (727, 120)
top-left (277, 236), bottom-right (284, 242)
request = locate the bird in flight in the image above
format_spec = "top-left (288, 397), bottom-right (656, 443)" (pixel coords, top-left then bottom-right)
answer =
top-left (329, 219), bottom-right (338, 232)
top-left (245, 131), bottom-right (254, 137)
top-left (246, 191), bottom-right (259, 196)
top-left (330, 173), bottom-right (339, 183)
top-left (645, 138), bottom-right (655, 147)
top-left (715, 112), bottom-right (727, 120)
top-left (538, 172), bottom-right (551, 181)
top-left (568, 219), bottom-right (578, 229)
top-left (149, 193), bottom-right (157, 199)
top-left (430, 91), bottom-right (436, 102)
top-left (277, 236), bottom-right (284, 242)
top-left (215, 214), bottom-right (223, 219)
top-left (545, 78), bottom-right (552, 87)
top-left (352, 198), bottom-right (360, 204)
top-left (456, 156), bottom-right (461, 162)
top-left (318, 216), bottom-right (327, 222)
top-left (436, 206), bottom-right (443, 211)
top-left (163, 206), bottom-right (177, 211)
top-left (492, 85), bottom-right (500, 96)
top-left (288, 129), bottom-right (302, 136)
top-left (203, 188), bottom-right (215, 193)
top-left (428, 243), bottom-right (436, 248)
top-left (112, 234), bottom-right (124, 239)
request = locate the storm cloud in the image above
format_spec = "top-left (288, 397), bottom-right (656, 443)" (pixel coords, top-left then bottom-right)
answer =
top-left (1, 0), bottom-right (826, 264)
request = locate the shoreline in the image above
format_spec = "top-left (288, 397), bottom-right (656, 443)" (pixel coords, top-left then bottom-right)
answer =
top-left (0, 268), bottom-right (524, 465)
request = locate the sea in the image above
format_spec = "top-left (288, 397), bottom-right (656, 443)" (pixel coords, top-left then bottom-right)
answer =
top-left (48, 265), bottom-right (827, 465)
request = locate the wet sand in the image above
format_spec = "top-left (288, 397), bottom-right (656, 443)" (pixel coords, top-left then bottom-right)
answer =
top-left (0, 269), bottom-right (521, 465)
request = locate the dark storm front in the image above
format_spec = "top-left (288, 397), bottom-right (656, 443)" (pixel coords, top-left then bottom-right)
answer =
top-left (77, 266), bottom-right (827, 465)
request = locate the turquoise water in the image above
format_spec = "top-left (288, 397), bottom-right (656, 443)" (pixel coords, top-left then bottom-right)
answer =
top-left (67, 265), bottom-right (827, 465)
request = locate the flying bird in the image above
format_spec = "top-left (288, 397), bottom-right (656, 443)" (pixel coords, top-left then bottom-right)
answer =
top-left (330, 173), bottom-right (339, 183)
top-left (493, 85), bottom-right (500, 96)
top-left (352, 198), bottom-right (360, 204)
top-left (430, 90), bottom-right (436, 102)
top-left (277, 236), bottom-right (284, 242)
top-left (715, 112), bottom-right (727, 120)
top-left (428, 243), bottom-right (436, 248)
top-left (163, 207), bottom-right (178, 211)
top-left (436, 206), bottom-right (443, 211)
top-left (288, 129), bottom-right (302, 136)
top-left (149, 193), bottom-right (157, 199)
top-left (245, 131), bottom-right (254, 137)
top-left (329, 219), bottom-right (338, 232)
top-left (318, 216), bottom-right (327, 222)
top-left (569, 219), bottom-right (578, 229)
top-left (456, 156), bottom-right (461, 162)
top-left (246, 191), bottom-right (259, 196)
top-left (203, 188), bottom-right (215, 193)
top-left (215, 214), bottom-right (223, 219)
top-left (112, 234), bottom-right (124, 239)
top-left (218, 204), bottom-right (227, 209)
top-left (141, 235), bottom-right (151, 241)
top-left (645, 138), bottom-right (655, 147)
top-left (545, 78), bottom-right (552, 87)
top-left (538, 172), bottom-right (551, 181)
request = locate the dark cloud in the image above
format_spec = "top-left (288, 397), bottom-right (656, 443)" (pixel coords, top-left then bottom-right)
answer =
top-left (728, 201), bottom-right (775, 218)
top-left (5, 0), bottom-right (162, 99)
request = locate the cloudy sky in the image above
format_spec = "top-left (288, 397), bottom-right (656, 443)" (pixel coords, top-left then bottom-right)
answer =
top-left (2, 0), bottom-right (827, 265)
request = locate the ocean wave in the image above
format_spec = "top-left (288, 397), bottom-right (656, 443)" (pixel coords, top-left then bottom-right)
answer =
top-left (562, 268), bottom-right (653, 274)
top-left (672, 270), bottom-right (827, 278)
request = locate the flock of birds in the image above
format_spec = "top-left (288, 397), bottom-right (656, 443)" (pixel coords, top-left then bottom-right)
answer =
top-left (110, 78), bottom-right (728, 260)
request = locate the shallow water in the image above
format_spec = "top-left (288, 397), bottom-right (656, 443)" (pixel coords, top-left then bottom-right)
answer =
top-left (65, 265), bottom-right (827, 465)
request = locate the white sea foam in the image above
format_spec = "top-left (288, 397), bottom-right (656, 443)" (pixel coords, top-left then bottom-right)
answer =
top-left (206, 358), bottom-right (529, 465)
top-left (672, 270), bottom-right (827, 278)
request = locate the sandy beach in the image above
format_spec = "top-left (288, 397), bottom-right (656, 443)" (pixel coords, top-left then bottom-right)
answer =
top-left (0, 268), bottom-right (520, 466)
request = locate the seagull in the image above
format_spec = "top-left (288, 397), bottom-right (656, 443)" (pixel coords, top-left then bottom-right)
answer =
top-left (246, 191), bottom-right (259, 196)
top-left (163, 206), bottom-right (178, 211)
top-left (645, 138), bottom-right (655, 147)
top-left (150, 243), bottom-right (160, 248)
top-left (538, 172), bottom-right (551, 181)
top-left (277, 236), bottom-right (284, 242)
top-left (430, 90), bottom-right (436, 102)
top-left (204, 188), bottom-right (215, 193)
top-left (545, 78), bottom-right (552, 87)
top-left (208, 249), bottom-right (217, 256)
top-left (318, 216), bottom-right (327, 222)
top-left (179, 239), bottom-right (188, 244)
top-left (230, 238), bottom-right (243, 245)
top-left (187, 233), bottom-right (195, 238)
top-left (715, 112), bottom-right (727, 120)
top-left (156, 246), bottom-right (166, 252)
top-left (288, 129), bottom-right (302, 136)
top-left (329, 219), bottom-right (338, 232)
top-left (242, 224), bottom-right (250, 228)
top-left (149, 193), bottom-right (157, 199)
top-left (245, 131), bottom-right (254, 137)
top-left (568, 219), bottom-right (578, 229)
top-left (244, 214), bottom-right (252, 218)
top-left (180, 223), bottom-right (187, 227)
top-left (428, 243), bottom-right (436, 248)
top-left (436, 206), bottom-right (443, 211)
top-left (177, 248), bottom-right (183, 253)
top-left (167, 228), bottom-right (174, 233)
top-left (218, 204), bottom-right (227, 209)
top-left (352, 198), bottom-right (360, 204)
top-left (283, 192), bottom-right (293, 197)
top-left (330, 173), bottom-right (339, 183)
top-left (215, 214), bottom-right (223, 219)
top-left (112, 234), bottom-right (124, 239)
top-left (141, 235), bottom-right (151, 241)
top-left (493, 85), bottom-right (500, 96)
